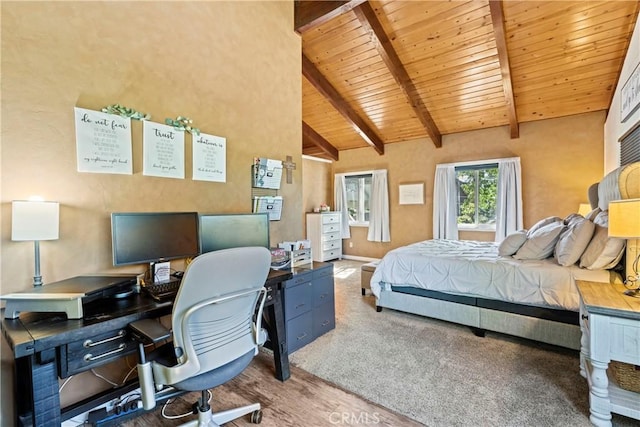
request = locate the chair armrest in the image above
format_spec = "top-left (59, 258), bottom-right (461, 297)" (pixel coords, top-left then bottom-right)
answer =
top-left (129, 318), bottom-right (171, 344)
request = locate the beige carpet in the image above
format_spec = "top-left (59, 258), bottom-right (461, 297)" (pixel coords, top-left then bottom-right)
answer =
top-left (289, 260), bottom-right (639, 427)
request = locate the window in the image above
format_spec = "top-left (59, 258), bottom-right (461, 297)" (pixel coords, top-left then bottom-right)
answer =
top-left (455, 164), bottom-right (498, 230)
top-left (345, 174), bottom-right (371, 226)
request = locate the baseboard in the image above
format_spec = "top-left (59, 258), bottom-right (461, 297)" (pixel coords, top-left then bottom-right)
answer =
top-left (342, 255), bottom-right (380, 262)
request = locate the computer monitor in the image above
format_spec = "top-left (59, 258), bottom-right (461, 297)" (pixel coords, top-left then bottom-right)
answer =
top-left (199, 213), bottom-right (270, 253)
top-left (111, 212), bottom-right (200, 267)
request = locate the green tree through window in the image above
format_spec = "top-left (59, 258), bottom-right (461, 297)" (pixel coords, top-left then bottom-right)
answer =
top-left (456, 165), bottom-right (498, 229)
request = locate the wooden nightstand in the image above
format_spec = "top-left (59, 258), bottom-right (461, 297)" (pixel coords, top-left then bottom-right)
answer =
top-left (576, 280), bottom-right (640, 427)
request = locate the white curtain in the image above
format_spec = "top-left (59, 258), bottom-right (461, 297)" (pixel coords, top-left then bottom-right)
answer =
top-left (433, 164), bottom-right (459, 240)
top-left (333, 173), bottom-right (351, 239)
top-left (367, 170), bottom-right (390, 242)
top-left (495, 158), bottom-right (523, 242)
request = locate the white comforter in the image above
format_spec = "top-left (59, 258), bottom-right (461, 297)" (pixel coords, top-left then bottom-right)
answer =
top-left (370, 239), bottom-right (611, 311)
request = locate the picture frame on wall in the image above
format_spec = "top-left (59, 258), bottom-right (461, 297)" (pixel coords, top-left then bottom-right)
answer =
top-left (621, 62), bottom-right (640, 123)
top-left (399, 183), bottom-right (424, 205)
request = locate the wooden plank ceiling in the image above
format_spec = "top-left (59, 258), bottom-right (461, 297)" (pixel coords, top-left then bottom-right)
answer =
top-left (298, 0), bottom-right (640, 160)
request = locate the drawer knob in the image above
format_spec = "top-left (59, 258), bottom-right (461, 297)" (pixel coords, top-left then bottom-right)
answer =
top-left (581, 314), bottom-right (588, 321)
top-left (83, 330), bottom-right (126, 348)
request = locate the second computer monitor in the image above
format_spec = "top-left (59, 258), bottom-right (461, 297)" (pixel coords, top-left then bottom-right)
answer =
top-left (199, 213), bottom-right (270, 253)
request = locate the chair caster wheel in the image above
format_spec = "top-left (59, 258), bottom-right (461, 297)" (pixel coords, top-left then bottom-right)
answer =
top-left (251, 409), bottom-right (263, 424)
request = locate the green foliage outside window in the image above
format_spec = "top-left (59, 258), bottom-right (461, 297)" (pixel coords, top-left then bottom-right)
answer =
top-left (456, 167), bottom-right (498, 227)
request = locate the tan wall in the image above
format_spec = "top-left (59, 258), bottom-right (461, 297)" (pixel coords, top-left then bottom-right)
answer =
top-left (331, 112), bottom-right (606, 259)
top-left (302, 156), bottom-right (333, 221)
top-left (1, 1), bottom-right (300, 418)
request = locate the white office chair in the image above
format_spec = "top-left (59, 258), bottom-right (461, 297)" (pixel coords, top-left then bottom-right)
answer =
top-left (129, 247), bottom-right (272, 426)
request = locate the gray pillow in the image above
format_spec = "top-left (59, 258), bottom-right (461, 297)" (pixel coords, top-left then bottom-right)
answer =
top-left (579, 211), bottom-right (626, 270)
top-left (528, 216), bottom-right (563, 237)
top-left (554, 216), bottom-right (595, 266)
top-left (585, 208), bottom-right (601, 221)
top-left (514, 221), bottom-right (566, 260)
top-left (563, 213), bottom-right (583, 225)
top-left (498, 230), bottom-right (528, 256)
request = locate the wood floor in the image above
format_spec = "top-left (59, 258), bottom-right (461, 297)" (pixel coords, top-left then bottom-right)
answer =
top-left (121, 350), bottom-right (421, 426)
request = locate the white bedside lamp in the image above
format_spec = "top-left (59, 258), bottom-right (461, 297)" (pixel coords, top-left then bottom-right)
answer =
top-left (608, 198), bottom-right (640, 297)
top-left (12, 199), bottom-right (59, 287)
top-left (578, 203), bottom-right (592, 217)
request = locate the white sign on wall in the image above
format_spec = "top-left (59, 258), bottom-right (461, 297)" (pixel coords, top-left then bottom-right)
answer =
top-left (143, 121), bottom-right (185, 179)
top-left (74, 107), bottom-right (132, 174)
top-left (399, 183), bottom-right (424, 205)
top-left (193, 132), bottom-right (226, 182)
top-left (621, 62), bottom-right (640, 123)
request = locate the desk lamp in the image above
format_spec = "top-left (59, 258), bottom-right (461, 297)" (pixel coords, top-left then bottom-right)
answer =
top-left (12, 199), bottom-right (59, 287)
top-left (608, 198), bottom-right (640, 297)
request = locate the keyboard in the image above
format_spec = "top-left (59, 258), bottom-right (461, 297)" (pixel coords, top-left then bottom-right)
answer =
top-left (143, 279), bottom-right (181, 301)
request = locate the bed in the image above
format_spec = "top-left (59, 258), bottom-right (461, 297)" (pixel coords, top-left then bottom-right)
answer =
top-left (371, 162), bottom-right (640, 350)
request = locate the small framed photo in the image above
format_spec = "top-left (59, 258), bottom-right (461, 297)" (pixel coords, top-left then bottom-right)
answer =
top-left (399, 183), bottom-right (424, 205)
top-left (621, 62), bottom-right (640, 123)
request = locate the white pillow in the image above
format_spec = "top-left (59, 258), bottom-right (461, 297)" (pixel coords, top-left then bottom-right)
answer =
top-left (554, 216), bottom-right (595, 266)
top-left (528, 216), bottom-right (563, 237)
top-left (498, 230), bottom-right (528, 256)
top-left (514, 221), bottom-right (566, 260)
top-left (579, 211), bottom-right (625, 270)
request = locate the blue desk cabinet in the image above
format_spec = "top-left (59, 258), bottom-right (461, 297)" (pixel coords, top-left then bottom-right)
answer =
top-left (282, 262), bottom-right (335, 353)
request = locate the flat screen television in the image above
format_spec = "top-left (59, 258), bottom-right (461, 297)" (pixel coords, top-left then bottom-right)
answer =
top-left (199, 213), bottom-right (270, 253)
top-left (111, 212), bottom-right (200, 266)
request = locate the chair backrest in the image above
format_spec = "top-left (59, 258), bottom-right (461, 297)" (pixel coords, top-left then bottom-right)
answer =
top-left (153, 246), bottom-right (271, 386)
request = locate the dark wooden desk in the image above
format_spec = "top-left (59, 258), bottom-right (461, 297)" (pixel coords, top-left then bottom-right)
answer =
top-left (1, 268), bottom-right (292, 427)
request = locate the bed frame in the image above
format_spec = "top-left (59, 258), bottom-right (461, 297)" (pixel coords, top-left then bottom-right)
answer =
top-left (374, 162), bottom-right (640, 351)
top-left (376, 287), bottom-right (581, 350)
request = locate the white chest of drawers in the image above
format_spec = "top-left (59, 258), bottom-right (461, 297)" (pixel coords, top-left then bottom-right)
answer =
top-left (306, 212), bottom-right (342, 262)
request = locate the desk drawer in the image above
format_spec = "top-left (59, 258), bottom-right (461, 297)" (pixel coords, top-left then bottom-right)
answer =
top-left (60, 328), bottom-right (137, 377)
top-left (286, 311), bottom-right (313, 353)
top-left (313, 301), bottom-right (336, 338)
top-left (284, 282), bottom-right (313, 321)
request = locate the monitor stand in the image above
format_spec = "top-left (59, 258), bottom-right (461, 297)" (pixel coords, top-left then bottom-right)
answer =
top-left (2, 293), bottom-right (84, 319)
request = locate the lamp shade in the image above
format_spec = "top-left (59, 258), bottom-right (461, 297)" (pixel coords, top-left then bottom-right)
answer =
top-left (608, 198), bottom-right (640, 238)
top-left (12, 200), bottom-right (59, 241)
top-left (578, 203), bottom-right (592, 217)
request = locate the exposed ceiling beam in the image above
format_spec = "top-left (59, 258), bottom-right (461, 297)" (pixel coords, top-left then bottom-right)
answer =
top-left (489, 0), bottom-right (519, 139)
top-left (302, 121), bottom-right (339, 161)
top-left (302, 54), bottom-right (385, 155)
top-left (353, 1), bottom-right (442, 148)
top-left (295, 0), bottom-right (367, 34)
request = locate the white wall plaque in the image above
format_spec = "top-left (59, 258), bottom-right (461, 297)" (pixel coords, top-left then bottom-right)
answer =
top-left (143, 121), bottom-right (185, 179)
top-left (621, 62), bottom-right (640, 123)
top-left (74, 107), bottom-right (132, 174)
top-left (193, 132), bottom-right (226, 182)
top-left (399, 183), bottom-right (424, 205)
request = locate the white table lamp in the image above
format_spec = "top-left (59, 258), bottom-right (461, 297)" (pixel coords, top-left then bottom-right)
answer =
top-left (12, 200), bottom-right (59, 287)
top-left (608, 198), bottom-right (640, 297)
top-left (578, 203), bottom-right (592, 217)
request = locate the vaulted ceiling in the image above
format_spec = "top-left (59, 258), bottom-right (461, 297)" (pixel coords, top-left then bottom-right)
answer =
top-left (297, 1), bottom-right (640, 160)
